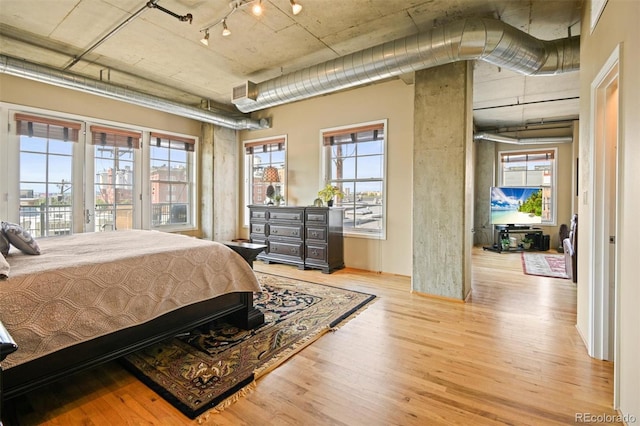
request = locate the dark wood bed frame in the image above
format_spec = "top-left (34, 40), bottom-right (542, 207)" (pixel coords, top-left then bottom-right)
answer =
top-left (0, 291), bottom-right (264, 401)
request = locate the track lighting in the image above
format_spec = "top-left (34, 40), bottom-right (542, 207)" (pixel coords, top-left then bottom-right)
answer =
top-left (200, 29), bottom-right (209, 46)
top-left (199, 0), bottom-right (302, 42)
top-left (222, 19), bottom-right (231, 37)
top-left (290, 0), bottom-right (302, 15)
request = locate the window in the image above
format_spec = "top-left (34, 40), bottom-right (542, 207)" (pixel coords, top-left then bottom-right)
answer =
top-left (499, 148), bottom-right (557, 224)
top-left (321, 120), bottom-right (387, 238)
top-left (3, 108), bottom-right (199, 235)
top-left (91, 125), bottom-right (141, 231)
top-left (150, 132), bottom-right (196, 228)
top-left (244, 137), bottom-right (286, 222)
top-left (15, 113), bottom-right (81, 237)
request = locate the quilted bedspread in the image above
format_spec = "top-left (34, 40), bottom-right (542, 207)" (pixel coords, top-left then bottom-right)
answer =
top-left (0, 230), bottom-right (261, 369)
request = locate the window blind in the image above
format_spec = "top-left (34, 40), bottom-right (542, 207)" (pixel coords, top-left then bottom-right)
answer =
top-left (15, 113), bottom-right (81, 142)
top-left (244, 137), bottom-right (285, 154)
top-left (90, 125), bottom-right (141, 149)
top-left (150, 132), bottom-right (196, 152)
top-left (322, 123), bottom-right (384, 146)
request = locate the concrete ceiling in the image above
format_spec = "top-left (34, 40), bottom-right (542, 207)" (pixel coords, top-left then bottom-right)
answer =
top-left (0, 0), bottom-right (582, 130)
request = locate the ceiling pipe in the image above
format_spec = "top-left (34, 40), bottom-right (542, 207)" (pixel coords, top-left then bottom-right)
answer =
top-left (232, 17), bottom-right (580, 113)
top-left (473, 132), bottom-right (573, 145)
top-left (64, 0), bottom-right (156, 70)
top-left (0, 54), bottom-right (269, 130)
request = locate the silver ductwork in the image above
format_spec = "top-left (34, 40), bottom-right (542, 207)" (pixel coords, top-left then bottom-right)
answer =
top-left (474, 132), bottom-right (573, 145)
top-left (0, 54), bottom-right (269, 131)
top-left (233, 18), bottom-right (580, 113)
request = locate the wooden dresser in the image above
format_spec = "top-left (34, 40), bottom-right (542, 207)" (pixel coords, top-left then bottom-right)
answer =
top-left (249, 205), bottom-right (344, 274)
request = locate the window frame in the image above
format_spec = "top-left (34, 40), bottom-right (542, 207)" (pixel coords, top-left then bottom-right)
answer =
top-left (147, 132), bottom-right (197, 231)
top-left (498, 147), bottom-right (558, 226)
top-left (243, 135), bottom-right (287, 227)
top-left (320, 119), bottom-right (388, 240)
top-left (13, 112), bottom-right (83, 237)
top-left (88, 124), bottom-right (142, 232)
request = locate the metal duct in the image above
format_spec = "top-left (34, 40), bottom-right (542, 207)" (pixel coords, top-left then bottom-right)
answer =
top-left (473, 132), bottom-right (573, 145)
top-left (0, 54), bottom-right (269, 131)
top-left (233, 18), bottom-right (580, 113)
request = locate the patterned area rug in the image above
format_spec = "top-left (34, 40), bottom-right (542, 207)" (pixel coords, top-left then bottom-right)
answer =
top-left (121, 272), bottom-right (375, 420)
top-left (521, 252), bottom-right (569, 279)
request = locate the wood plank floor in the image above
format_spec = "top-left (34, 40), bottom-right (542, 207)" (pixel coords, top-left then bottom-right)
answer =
top-left (2, 248), bottom-right (620, 425)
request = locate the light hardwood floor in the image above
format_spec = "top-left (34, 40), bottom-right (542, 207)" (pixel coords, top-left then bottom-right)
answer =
top-left (2, 248), bottom-right (620, 425)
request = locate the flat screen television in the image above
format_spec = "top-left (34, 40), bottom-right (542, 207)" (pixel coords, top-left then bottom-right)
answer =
top-left (490, 186), bottom-right (543, 226)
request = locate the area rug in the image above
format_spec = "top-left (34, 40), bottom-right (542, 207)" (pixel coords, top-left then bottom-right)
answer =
top-left (120, 272), bottom-right (375, 420)
top-left (521, 252), bottom-right (569, 279)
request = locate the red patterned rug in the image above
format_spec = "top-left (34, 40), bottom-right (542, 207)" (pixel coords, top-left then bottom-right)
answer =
top-left (121, 272), bottom-right (375, 420)
top-left (521, 252), bottom-right (569, 279)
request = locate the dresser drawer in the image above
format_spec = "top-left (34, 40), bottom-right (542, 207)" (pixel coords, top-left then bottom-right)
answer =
top-left (269, 224), bottom-right (303, 239)
top-left (250, 209), bottom-right (268, 220)
top-left (305, 243), bottom-right (327, 262)
top-left (306, 226), bottom-right (327, 242)
top-left (306, 210), bottom-right (328, 224)
top-left (250, 222), bottom-right (267, 236)
top-left (269, 209), bottom-right (304, 222)
top-left (251, 237), bottom-right (267, 247)
top-left (269, 240), bottom-right (303, 258)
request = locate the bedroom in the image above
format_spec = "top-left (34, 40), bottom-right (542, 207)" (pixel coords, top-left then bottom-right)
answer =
top-left (1, 0), bottom-right (639, 423)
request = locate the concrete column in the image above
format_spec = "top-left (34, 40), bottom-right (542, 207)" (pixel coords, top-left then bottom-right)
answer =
top-left (200, 123), bottom-right (238, 241)
top-left (200, 124), bottom-right (214, 240)
top-left (474, 140), bottom-right (496, 246)
top-left (412, 61), bottom-right (474, 300)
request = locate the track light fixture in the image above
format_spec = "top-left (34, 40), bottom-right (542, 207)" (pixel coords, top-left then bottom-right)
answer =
top-left (199, 0), bottom-right (302, 42)
top-left (200, 29), bottom-right (210, 46)
top-left (290, 0), bottom-right (302, 15)
top-left (251, 0), bottom-right (263, 16)
top-left (222, 19), bottom-right (231, 36)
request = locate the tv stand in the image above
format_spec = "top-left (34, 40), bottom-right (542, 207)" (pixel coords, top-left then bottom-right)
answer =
top-left (483, 225), bottom-right (544, 253)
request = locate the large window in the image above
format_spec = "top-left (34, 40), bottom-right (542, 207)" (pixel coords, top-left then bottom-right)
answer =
top-left (150, 132), bottom-right (196, 228)
top-left (15, 113), bottom-right (81, 237)
top-left (4, 108), bottom-right (198, 234)
top-left (499, 148), bottom-right (556, 224)
top-left (244, 137), bottom-right (286, 216)
top-left (321, 120), bottom-right (387, 238)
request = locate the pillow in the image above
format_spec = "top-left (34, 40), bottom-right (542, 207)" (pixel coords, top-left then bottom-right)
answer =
top-left (0, 252), bottom-right (8, 279)
top-left (1, 222), bottom-right (41, 255)
top-left (0, 229), bottom-right (9, 257)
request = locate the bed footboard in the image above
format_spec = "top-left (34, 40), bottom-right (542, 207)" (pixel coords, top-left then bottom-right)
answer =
top-left (1, 291), bottom-right (263, 401)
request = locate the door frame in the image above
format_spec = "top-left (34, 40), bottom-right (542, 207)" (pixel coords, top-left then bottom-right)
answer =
top-left (588, 44), bottom-right (621, 406)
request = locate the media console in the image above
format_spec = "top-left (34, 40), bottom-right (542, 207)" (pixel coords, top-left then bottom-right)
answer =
top-left (483, 225), bottom-right (547, 253)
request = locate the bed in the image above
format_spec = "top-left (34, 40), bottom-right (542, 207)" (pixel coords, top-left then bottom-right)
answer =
top-left (0, 230), bottom-right (264, 400)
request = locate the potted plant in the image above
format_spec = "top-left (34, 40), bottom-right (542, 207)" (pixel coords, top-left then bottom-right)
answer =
top-left (501, 238), bottom-right (511, 251)
top-left (317, 184), bottom-right (344, 207)
top-left (273, 194), bottom-right (284, 206)
top-left (522, 236), bottom-right (534, 250)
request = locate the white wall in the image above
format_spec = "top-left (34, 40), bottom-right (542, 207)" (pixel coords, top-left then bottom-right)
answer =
top-left (240, 79), bottom-right (415, 276)
top-left (578, 0), bottom-right (640, 419)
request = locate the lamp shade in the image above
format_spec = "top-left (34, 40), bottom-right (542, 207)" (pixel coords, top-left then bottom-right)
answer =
top-left (263, 166), bottom-right (280, 183)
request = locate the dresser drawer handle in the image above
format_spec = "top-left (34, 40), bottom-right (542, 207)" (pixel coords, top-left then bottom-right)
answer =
top-left (311, 249), bottom-right (319, 256)
top-left (272, 229), bottom-right (278, 234)
top-left (291, 248), bottom-right (297, 254)
top-left (311, 231), bottom-right (319, 238)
